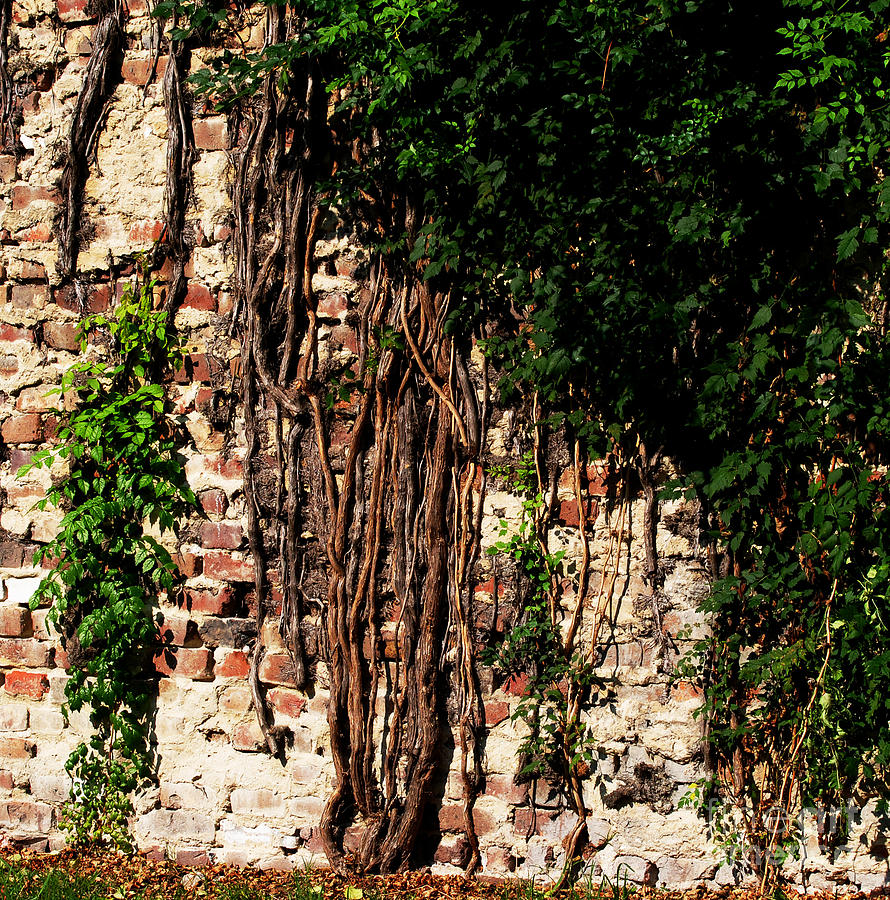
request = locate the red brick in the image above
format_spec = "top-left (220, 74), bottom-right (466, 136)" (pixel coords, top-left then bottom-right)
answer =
top-left (10, 186), bottom-right (59, 210)
top-left (486, 774), bottom-right (528, 805)
top-left (0, 608), bottom-right (32, 638)
top-left (258, 652), bottom-right (298, 687)
top-left (184, 585), bottom-right (238, 616)
top-left (121, 57), bottom-right (167, 85)
top-left (157, 613), bottom-right (198, 647)
top-left (198, 489), bottom-right (229, 517)
top-left (57, 0), bottom-right (91, 21)
top-left (485, 700), bottom-right (510, 727)
top-left (4, 671), bottom-right (49, 700)
top-left (173, 353), bottom-right (216, 384)
top-left (16, 223), bottom-right (53, 243)
top-left (439, 804), bottom-right (494, 834)
top-left (153, 647), bottom-right (213, 680)
top-left (42, 322), bottom-right (79, 351)
top-left (203, 551), bottom-right (253, 583)
top-left (0, 737), bottom-right (35, 759)
top-left (11, 284), bottom-right (49, 308)
top-left (0, 325), bottom-right (34, 342)
top-left (55, 283), bottom-right (110, 313)
top-left (199, 522), bottom-right (243, 550)
top-left (183, 284), bottom-right (216, 311)
top-left (54, 648), bottom-right (70, 669)
top-left (557, 498), bottom-right (599, 528)
top-left (193, 118), bottom-right (229, 151)
top-left (176, 849), bottom-right (210, 867)
top-left (268, 687), bottom-right (305, 719)
top-left (1, 415), bottom-right (43, 444)
top-left (216, 649), bottom-right (249, 678)
top-left (174, 551), bottom-right (203, 577)
top-left (232, 721), bottom-right (264, 752)
top-left (503, 673), bottom-right (529, 696)
top-left (317, 292), bottom-right (348, 318)
top-left (128, 219), bottom-right (165, 244)
top-left (0, 770), bottom-right (13, 790)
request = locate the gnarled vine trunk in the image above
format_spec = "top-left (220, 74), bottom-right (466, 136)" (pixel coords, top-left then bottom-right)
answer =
top-left (229, 6), bottom-right (486, 871)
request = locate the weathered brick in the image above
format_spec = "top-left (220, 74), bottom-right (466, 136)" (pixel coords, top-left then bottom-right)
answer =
top-left (0, 607), bottom-right (32, 638)
top-left (42, 322), bottom-right (79, 352)
top-left (438, 804), bottom-right (494, 834)
top-left (198, 489), bottom-right (229, 517)
top-left (199, 522), bottom-right (243, 550)
top-left (1, 414), bottom-right (43, 444)
top-left (0, 800), bottom-right (53, 832)
top-left (141, 808), bottom-right (216, 842)
top-left (11, 284), bottom-right (49, 311)
top-left (183, 284), bottom-right (216, 311)
top-left (157, 613), bottom-right (198, 647)
top-left (232, 721), bottom-right (265, 752)
top-left (121, 57), bottom-right (167, 85)
top-left (259, 653), bottom-right (298, 688)
top-left (174, 550), bottom-right (203, 577)
top-left (0, 155), bottom-right (16, 182)
top-left (160, 782), bottom-right (207, 809)
top-left (28, 775), bottom-right (68, 803)
top-left (0, 770), bottom-right (13, 790)
top-left (0, 706), bottom-right (28, 732)
top-left (176, 850), bottom-right (211, 867)
top-left (0, 355), bottom-right (18, 376)
top-left (193, 118), bottom-right (229, 151)
top-left (197, 617), bottom-right (255, 649)
top-left (57, 0), bottom-right (91, 21)
top-left (0, 639), bottom-right (51, 668)
top-left (128, 219), bottom-right (165, 243)
top-left (484, 700), bottom-right (510, 727)
top-left (0, 543), bottom-right (26, 568)
top-left (268, 688), bottom-right (305, 719)
top-left (316, 292), bottom-right (348, 318)
top-left (4, 671), bottom-right (48, 700)
top-left (10, 185), bottom-right (59, 210)
top-left (486, 774), bottom-right (528, 805)
top-left (216, 649), bottom-right (249, 679)
top-left (153, 647), bottom-right (214, 680)
top-left (203, 551), bottom-right (254, 583)
top-left (28, 707), bottom-right (64, 733)
top-left (184, 585), bottom-right (238, 616)
top-left (230, 788), bottom-right (286, 816)
top-left (0, 737), bottom-right (35, 759)
top-left (0, 324), bottom-right (35, 342)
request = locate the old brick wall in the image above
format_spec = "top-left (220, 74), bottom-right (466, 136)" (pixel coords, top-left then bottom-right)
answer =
top-left (0, 1), bottom-right (887, 892)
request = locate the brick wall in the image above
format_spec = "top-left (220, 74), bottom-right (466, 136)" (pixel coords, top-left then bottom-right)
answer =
top-left (0, 0), bottom-right (887, 892)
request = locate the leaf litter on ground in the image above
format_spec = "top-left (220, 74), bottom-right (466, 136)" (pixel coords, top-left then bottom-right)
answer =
top-left (0, 850), bottom-right (888, 900)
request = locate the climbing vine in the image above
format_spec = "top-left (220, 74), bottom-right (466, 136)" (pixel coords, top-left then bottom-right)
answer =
top-left (19, 274), bottom-right (195, 848)
top-left (151, 0), bottom-right (890, 884)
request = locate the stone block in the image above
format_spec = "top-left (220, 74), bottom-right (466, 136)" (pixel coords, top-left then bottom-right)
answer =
top-left (198, 617), bottom-right (255, 649)
top-left (29, 707), bottom-right (65, 733)
top-left (230, 789), bottom-right (286, 817)
top-left (0, 800), bottom-right (53, 832)
top-left (160, 782), bottom-right (208, 810)
top-left (141, 808), bottom-right (216, 842)
top-left (28, 775), bottom-right (69, 803)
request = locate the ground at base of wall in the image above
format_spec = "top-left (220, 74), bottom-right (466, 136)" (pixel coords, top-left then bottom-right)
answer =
top-left (0, 849), bottom-right (886, 900)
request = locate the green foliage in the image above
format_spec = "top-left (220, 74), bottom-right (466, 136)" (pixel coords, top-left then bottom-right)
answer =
top-left (19, 275), bottom-right (195, 849)
top-left (155, 0), bottom-right (890, 869)
top-left (484, 452), bottom-right (597, 781)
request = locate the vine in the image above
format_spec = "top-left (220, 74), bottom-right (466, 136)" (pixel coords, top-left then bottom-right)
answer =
top-left (19, 272), bottom-right (195, 848)
top-left (57, 0), bottom-right (126, 281)
top-left (153, 0), bottom-right (890, 885)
